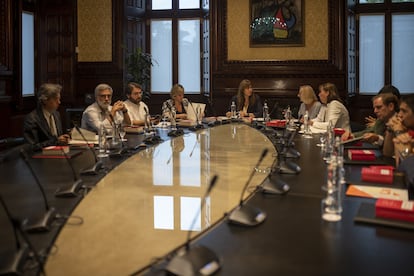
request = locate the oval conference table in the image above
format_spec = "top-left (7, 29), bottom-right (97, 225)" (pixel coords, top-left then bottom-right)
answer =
top-left (45, 123), bottom-right (275, 275)
top-left (1, 122), bottom-right (413, 276)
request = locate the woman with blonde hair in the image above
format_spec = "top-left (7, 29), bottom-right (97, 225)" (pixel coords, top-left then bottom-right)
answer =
top-left (297, 85), bottom-right (322, 120)
top-left (226, 79), bottom-right (263, 118)
top-left (162, 84), bottom-right (188, 120)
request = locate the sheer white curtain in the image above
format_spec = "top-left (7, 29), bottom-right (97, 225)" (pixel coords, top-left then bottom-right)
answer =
top-left (359, 15), bottom-right (385, 94)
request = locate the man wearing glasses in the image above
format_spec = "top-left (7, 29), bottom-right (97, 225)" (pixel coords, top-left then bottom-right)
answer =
top-left (81, 83), bottom-right (131, 133)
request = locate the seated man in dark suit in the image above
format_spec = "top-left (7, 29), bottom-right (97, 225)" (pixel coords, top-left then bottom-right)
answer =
top-left (23, 83), bottom-right (70, 151)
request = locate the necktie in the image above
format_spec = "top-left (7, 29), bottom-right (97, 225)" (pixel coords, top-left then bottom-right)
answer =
top-left (49, 114), bottom-right (57, 136)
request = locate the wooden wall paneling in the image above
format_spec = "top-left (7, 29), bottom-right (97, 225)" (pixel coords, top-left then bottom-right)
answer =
top-left (0, 0), bottom-right (13, 74)
top-left (0, 0), bottom-right (19, 138)
top-left (38, 0), bottom-right (76, 106)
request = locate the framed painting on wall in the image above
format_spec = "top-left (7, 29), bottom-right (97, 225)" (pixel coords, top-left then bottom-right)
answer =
top-left (250, 0), bottom-right (304, 47)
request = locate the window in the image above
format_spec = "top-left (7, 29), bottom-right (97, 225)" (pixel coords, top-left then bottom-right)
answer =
top-left (22, 11), bottom-right (35, 96)
top-left (356, 0), bottom-right (414, 94)
top-left (150, 0), bottom-right (204, 94)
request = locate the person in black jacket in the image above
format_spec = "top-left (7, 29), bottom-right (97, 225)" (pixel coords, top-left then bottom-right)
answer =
top-left (226, 79), bottom-right (263, 118)
top-left (23, 83), bottom-right (70, 151)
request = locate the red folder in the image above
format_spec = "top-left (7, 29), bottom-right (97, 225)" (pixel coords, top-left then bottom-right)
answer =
top-left (266, 120), bottom-right (286, 128)
top-left (375, 199), bottom-right (414, 223)
top-left (348, 149), bottom-right (376, 161)
top-left (361, 166), bottom-right (394, 184)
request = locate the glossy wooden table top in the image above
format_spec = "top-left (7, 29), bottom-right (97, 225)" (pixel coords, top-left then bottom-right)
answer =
top-left (45, 124), bottom-right (275, 275)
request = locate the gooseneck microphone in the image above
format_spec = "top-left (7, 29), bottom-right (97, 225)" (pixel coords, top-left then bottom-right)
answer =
top-left (74, 125), bottom-right (103, 175)
top-left (143, 106), bottom-right (151, 131)
top-left (54, 147), bottom-right (84, 198)
top-left (228, 148), bottom-right (268, 226)
top-left (0, 195), bottom-right (30, 275)
top-left (260, 153), bottom-right (290, 195)
top-left (165, 175), bottom-right (221, 276)
top-left (20, 149), bottom-right (57, 232)
top-left (275, 129), bottom-right (301, 174)
top-left (185, 99), bottom-right (204, 131)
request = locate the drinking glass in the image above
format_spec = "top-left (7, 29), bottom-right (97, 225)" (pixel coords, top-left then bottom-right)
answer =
top-left (395, 142), bottom-right (412, 167)
top-left (161, 115), bottom-right (168, 128)
top-left (119, 125), bottom-right (127, 141)
top-left (317, 133), bottom-right (327, 147)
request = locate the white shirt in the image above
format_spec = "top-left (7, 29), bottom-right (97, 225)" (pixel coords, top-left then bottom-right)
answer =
top-left (312, 100), bottom-right (350, 132)
top-left (81, 102), bottom-right (124, 133)
top-left (123, 99), bottom-right (148, 123)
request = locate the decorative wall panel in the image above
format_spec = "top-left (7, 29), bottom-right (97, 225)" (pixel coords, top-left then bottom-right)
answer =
top-left (77, 0), bottom-right (112, 62)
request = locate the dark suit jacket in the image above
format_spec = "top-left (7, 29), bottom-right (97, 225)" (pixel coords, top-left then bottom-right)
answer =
top-left (23, 106), bottom-right (64, 151)
top-left (229, 94), bottom-right (263, 118)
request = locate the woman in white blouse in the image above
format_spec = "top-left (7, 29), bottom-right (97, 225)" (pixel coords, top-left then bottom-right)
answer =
top-left (310, 82), bottom-right (351, 132)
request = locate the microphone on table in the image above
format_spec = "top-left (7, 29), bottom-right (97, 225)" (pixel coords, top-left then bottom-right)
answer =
top-left (269, 101), bottom-right (279, 119)
top-left (54, 146), bottom-right (84, 198)
top-left (0, 194), bottom-right (32, 275)
top-left (227, 148), bottom-right (268, 226)
top-left (185, 99), bottom-right (204, 131)
top-left (274, 130), bottom-right (301, 175)
top-left (165, 175), bottom-right (221, 276)
top-left (74, 125), bottom-right (103, 175)
top-left (143, 106), bottom-right (153, 133)
top-left (165, 102), bottom-right (184, 137)
top-left (20, 149), bottom-right (57, 232)
top-left (260, 153), bottom-right (290, 195)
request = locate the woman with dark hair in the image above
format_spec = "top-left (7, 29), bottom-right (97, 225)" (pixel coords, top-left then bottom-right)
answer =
top-left (226, 79), bottom-right (263, 118)
top-left (309, 82), bottom-right (351, 132)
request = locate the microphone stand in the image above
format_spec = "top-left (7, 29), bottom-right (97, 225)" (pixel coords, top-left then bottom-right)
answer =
top-left (227, 149), bottom-right (268, 226)
top-left (188, 100), bottom-right (204, 131)
top-left (274, 130), bottom-right (301, 175)
top-left (54, 147), bottom-right (84, 197)
top-left (20, 149), bottom-right (57, 233)
top-left (260, 154), bottom-right (290, 195)
top-left (0, 195), bottom-right (30, 275)
top-left (284, 129), bottom-right (301, 159)
top-left (74, 125), bottom-right (103, 175)
top-left (165, 175), bottom-right (221, 276)
top-left (166, 102), bottom-right (184, 137)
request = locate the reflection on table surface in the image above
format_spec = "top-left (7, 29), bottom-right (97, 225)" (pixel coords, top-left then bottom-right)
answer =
top-left (45, 124), bottom-right (275, 275)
